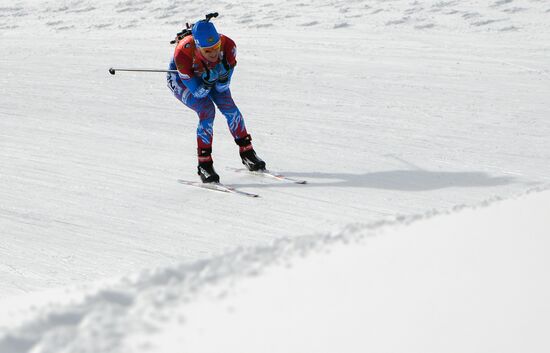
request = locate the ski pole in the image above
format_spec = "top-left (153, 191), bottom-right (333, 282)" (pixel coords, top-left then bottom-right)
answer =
top-left (108, 68), bottom-right (179, 75)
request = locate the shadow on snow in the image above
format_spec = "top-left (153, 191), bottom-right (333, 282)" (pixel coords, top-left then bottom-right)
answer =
top-left (235, 169), bottom-right (516, 191)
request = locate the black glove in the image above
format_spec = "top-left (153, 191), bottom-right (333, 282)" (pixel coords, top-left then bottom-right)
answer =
top-left (217, 57), bottom-right (232, 83)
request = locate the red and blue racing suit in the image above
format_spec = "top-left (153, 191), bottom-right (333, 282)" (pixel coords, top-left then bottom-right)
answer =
top-left (167, 34), bottom-right (248, 152)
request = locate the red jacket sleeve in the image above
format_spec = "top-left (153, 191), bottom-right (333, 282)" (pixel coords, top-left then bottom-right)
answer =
top-left (221, 35), bottom-right (237, 67)
top-left (173, 37), bottom-right (195, 79)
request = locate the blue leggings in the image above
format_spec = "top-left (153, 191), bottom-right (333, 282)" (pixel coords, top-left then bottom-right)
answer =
top-left (167, 72), bottom-right (248, 149)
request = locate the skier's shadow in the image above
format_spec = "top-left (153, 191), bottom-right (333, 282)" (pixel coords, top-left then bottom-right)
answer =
top-left (237, 169), bottom-right (516, 191)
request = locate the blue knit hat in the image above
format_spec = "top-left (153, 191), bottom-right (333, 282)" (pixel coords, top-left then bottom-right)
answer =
top-left (192, 20), bottom-right (220, 48)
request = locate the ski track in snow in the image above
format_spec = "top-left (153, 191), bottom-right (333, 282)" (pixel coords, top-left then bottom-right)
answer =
top-left (0, 0), bottom-right (549, 330)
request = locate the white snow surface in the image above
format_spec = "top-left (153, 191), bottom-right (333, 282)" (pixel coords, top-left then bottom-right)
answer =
top-left (1, 188), bottom-right (549, 353)
top-left (1, 0), bottom-right (549, 351)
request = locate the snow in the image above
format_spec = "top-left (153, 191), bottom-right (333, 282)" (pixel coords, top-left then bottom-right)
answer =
top-left (158, 190), bottom-right (550, 353)
top-left (1, 0), bottom-right (549, 352)
top-left (1, 189), bottom-right (549, 353)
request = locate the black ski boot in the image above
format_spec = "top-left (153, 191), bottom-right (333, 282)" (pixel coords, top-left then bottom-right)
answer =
top-left (197, 148), bottom-right (220, 183)
top-left (235, 134), bottom-right (266, 171)
top-left (197, 161), bottom-right (220, 183)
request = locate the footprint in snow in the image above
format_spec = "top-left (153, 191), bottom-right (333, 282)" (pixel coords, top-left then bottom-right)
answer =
top-left (46, 20), bottom-right (64, 26)
top-left (431, 0), bottom-right (460, 9)
top-left (415, 23), bottom-right (436, 29)
top-left (502, 7), bottom-right (526, 13)
top-left (386, 17), bottom-right (410, 26)
top-left (299, 21), bottom-right (319, 27)
top-left (499, 25), bottom-right (520, 31)
top-left (334, 22), bottom-right (350, 29)
top-left (471, 18), bottom-right (505, 26)
top-left (492, 0), bottom-right (514, 7)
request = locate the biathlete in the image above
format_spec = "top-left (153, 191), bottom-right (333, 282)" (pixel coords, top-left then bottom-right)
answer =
top-left (167, 14), bottom-right (266, 183)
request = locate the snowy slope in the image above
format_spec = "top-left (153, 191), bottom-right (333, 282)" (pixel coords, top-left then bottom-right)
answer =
top-left (1, 0), bottom-right (549, 346)
top-left (2, 0), bottom-right (549, 298)
top-left (1, 189), bottom-right (548, 353)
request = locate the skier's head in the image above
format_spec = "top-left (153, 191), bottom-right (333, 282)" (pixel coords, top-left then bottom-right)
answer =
top-left (192, 20), bottom-right (220, 49)
top-left (192, 20), bottom-right (221, 62)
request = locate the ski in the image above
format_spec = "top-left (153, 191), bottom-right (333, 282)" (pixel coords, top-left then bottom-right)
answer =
top-left (177, 179), bottom-right (260, 198)
top-left (228, 167), bottom-right (307, 184)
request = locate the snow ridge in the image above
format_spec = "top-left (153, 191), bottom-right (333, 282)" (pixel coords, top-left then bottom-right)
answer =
top-left (1, 187), bottom-right (548, 353)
